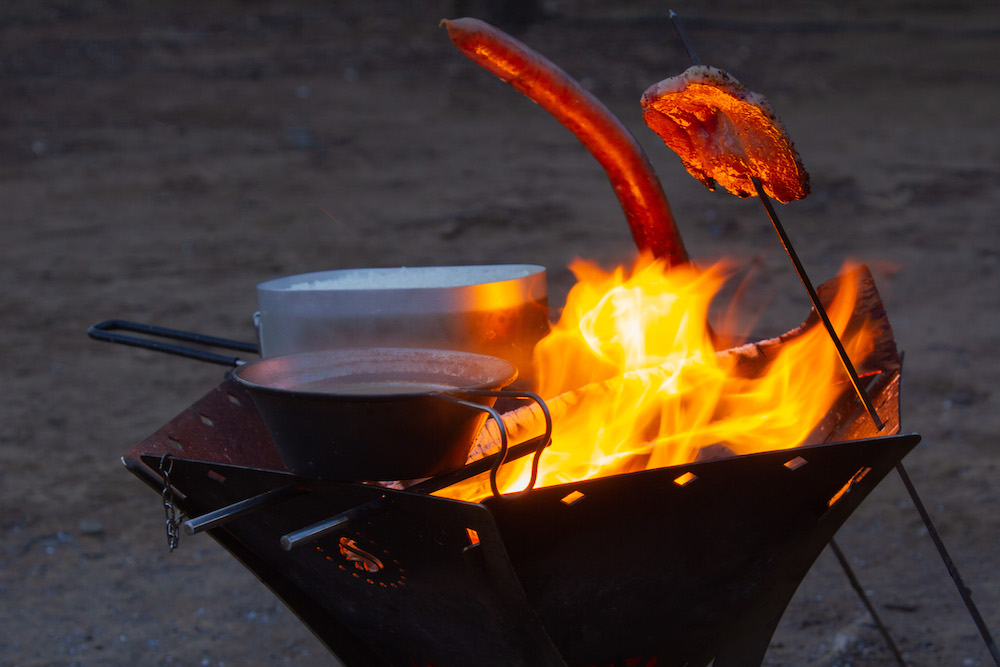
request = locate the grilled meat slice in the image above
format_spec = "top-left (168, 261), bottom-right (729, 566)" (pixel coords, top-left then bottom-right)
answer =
top-left (641, 65), bottom-right (810, 203)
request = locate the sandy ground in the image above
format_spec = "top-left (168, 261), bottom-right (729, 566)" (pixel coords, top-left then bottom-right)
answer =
top-left (2, 1), bottom-right (999, 665)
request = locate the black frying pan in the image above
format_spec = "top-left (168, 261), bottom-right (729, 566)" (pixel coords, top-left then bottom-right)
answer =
top-left (88, 320), bottom-right (531, 481)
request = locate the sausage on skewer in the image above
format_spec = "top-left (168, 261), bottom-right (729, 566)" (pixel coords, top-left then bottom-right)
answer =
top-left (443, 17), bottom-right (689, 265)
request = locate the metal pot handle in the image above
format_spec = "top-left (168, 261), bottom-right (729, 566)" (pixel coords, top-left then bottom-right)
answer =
top-left (439, 389), bottom-right (553, 498)
top-left (87, 319), bottom-right (259, 367)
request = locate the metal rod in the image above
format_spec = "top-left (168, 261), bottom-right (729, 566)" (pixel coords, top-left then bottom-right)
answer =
top-left (894, 463), bottom-right (1000, 665)
top-left (751, 177), bottom-right (884, 431)
top-left (278, 431), bottom-right (553, 551)
top-left (667, 10), bottom-right (883, 431)
top-left (280, 497), bottom-right (387, 551)
top-left (669, 10), bottom-right (702, 66)
top-left (663, 15), bottom-right (912, 662)
top-left (183, 483), bottom-right (304, 535)
top-left (829, 538), bottom-right (907, 666)
top-left (755, 127), bottom-right (1000, 667)
top-left (667, 12), bottom-right (996, 664)
top-left (752, 143), bottom-right (1000, 667)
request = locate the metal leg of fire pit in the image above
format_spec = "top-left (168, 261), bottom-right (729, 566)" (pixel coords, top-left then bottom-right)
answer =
top-left (667, 12), bottom-right (907, 663)
top-left (750, 177), bottom-right (1000, 666)
top-left (829, 538), bottom-right (907, 664)
top-left (752, 164), bottom-right (1000, 666)
top-left (895, 463), bottom-right (1000, 664)
top-left (670, 12), bottom-right (995, 665)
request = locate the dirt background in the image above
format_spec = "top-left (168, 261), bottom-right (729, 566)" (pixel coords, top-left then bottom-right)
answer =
top-left (2, 1), bottom-right (999, 665)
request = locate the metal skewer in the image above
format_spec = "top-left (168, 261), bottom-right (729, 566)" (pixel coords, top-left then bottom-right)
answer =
top-left (752, 126), bottom-right (1000, 667)
top-left (666, 10), bottom-right (905, 663)
top-left (669, 11), bottom-right (883, 428)
top-left (668, 10), bottom-right (883, 430)
top-left (751, 177), bottom-right (884, 431)
top-left (669, 10), bottom-right (702, 66)
top-left (668, 10), bottom-right (999, 665)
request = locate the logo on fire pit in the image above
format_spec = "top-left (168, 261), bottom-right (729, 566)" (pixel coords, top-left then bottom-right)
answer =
top-left (314, 533), bottom-right (406, 588)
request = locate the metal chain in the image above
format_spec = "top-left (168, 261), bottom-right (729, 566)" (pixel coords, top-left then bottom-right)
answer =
top-left (158, 454), bottom-right (181, 552)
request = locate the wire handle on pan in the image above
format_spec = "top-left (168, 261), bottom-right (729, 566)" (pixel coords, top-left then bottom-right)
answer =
top-left (440, 389), bottom-right (553, 499)
top-left (277, 391), bottom-right (552, 551)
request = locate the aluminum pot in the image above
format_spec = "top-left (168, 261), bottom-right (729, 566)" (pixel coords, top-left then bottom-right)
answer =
top-left (254, 265), bottom-right (549, 386)
top-left (231, 347), bottom-right (518, 480)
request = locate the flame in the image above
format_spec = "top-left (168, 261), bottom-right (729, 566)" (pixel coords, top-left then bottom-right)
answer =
top-left (441, 252), bottom-right (878, 501)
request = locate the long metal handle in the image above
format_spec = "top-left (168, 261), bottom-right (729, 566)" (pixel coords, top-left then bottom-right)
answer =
top-left (277, 437), bottom-right (558, 552)
top-left (184, 483), bottom-right (305, 535)
top-left (88, 319), bottom-right (258, 367)
top-left (280, 498), bottom-right (386, 551)
top-left (278, 391), bottom-right (554, 550)
top-left (750, 178), bottom-right (884, 430)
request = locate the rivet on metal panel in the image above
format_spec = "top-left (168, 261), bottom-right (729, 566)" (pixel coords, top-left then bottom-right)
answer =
top-left (199, 414), bottom-right (214, 427)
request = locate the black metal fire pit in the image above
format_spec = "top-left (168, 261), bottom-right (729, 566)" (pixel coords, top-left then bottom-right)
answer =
top-left (122, 356), bottom-right (915, 666)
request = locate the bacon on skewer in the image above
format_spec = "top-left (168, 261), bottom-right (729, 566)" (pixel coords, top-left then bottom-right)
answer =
top-left (641, 65), bottom-right (810, 204)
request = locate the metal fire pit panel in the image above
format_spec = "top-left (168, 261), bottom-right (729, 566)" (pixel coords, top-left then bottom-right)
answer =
top-left (482, 433), bottom-right (919, 667)
top-left (124, 378), bottom-right (566, 663)
top-left (124, 377), bottom-right (918, 667)
top-left (139, 455), bottom-right (565, 665)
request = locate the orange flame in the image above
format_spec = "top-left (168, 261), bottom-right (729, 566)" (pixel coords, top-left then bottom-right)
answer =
top-left (442, 253), bottom-right (877, 500)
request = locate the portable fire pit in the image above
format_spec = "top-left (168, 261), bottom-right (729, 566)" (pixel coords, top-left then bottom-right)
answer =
top-left (114, 263), bottom-right (919, 667)
top-left (95, 13), bottom-right (988, 666)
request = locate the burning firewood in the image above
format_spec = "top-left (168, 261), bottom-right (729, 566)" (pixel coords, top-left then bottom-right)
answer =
top-left (641, 65), bottom-right (810, 203)
top-left (458, 264), bottom-right (898, 498)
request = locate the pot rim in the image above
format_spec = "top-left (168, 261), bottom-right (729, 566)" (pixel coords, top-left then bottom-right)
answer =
top-left (231, 346), bottom-right (518, 400)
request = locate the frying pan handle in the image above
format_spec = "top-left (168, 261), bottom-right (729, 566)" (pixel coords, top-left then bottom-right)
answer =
top-left (87, 319), bottom-right (259, 367)
top-left (441, 389), bottom-right (553, 499)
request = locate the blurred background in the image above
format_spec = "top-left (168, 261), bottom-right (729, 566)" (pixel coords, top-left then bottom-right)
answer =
top-left (1, 1), bottom-right (998, 664)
